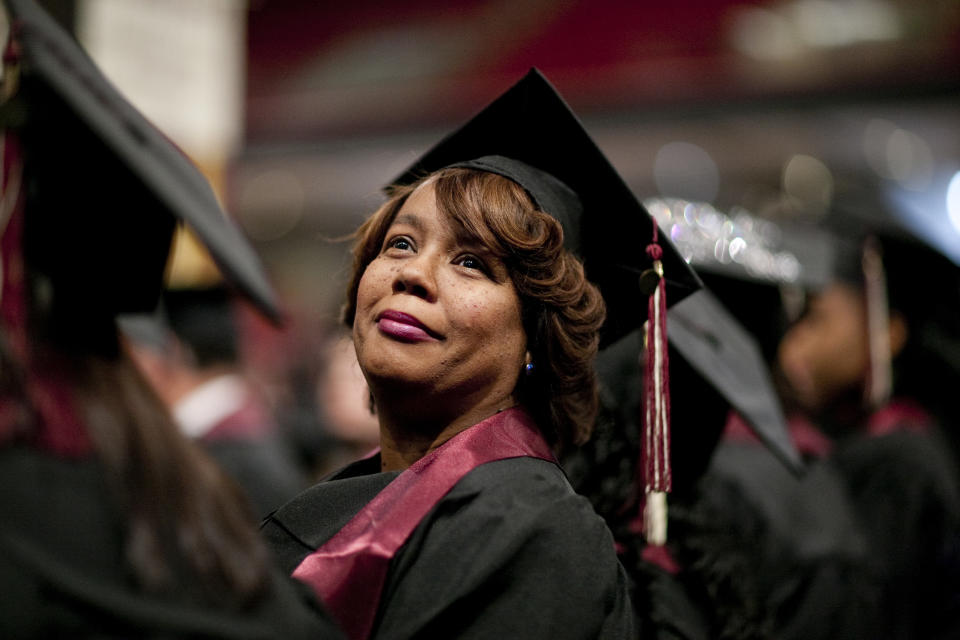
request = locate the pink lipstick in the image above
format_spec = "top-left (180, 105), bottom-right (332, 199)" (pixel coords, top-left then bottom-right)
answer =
top-left (376, 310), bottom-right (439, 342)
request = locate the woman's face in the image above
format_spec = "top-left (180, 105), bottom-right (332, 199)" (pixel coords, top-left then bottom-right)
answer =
top-left (352, 181), bottom-right (527, 415)
top-left (777, 282), bottom-right (869, 411)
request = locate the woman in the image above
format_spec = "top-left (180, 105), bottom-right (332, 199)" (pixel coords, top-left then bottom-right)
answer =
top-left (775, 178), bottom-right (960, 639)
top-left (0, 1), bottom-right (341, 636)
top-left (261, 70), bottom-right (701, 639)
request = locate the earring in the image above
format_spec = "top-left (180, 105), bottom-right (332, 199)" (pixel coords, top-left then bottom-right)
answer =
top-left (524, 362), bottom-right (535, 376)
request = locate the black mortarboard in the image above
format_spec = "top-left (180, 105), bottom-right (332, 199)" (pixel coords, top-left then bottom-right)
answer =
top-left (815, 174), bottom-right (960, 414)
top-left (2, 0), bottom-right (279, 322)
top-left (161, 286), bottom-right (240, 368)
top-left (389, 68), bottom-right (701, 346)
top-left (669, 290), bottom-right (802, 474)
top-left (644, 197), bottom-right (835, 292)
top-left (645, 197), bottom-right (837, 363)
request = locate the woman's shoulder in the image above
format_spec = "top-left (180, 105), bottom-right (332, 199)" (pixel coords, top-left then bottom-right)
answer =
top-left (261, 467), bottom-right (402, 573)
top-left (377, 456), bottom-right (634, 639)
top-left (434, 456), bottom-right (614, 543)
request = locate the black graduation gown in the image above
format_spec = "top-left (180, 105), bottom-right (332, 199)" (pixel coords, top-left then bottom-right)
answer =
top-left (204, 434), bottom-right (309, 520)
top-left (830, 427), bottom-right (960, 640)
top-left (0, 445), bottom-right (344, 639)
top-left (262, 454), bottom-right (636, 639)
top-left (704, 443), bottom-right (882, 640)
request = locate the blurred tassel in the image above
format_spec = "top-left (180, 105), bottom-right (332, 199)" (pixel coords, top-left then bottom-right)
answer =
top-left (862, 236), bottom-right (891, 410)
top-left (642, 224), bottom-right (671, 544)
top-left (644, 491), bottom-right (668, 546)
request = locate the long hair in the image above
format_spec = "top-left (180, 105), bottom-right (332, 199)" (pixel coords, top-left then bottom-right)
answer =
top-left (5, 304), bottom-right (272, 605)
top-left (342, 168), bottom-right (606, 450)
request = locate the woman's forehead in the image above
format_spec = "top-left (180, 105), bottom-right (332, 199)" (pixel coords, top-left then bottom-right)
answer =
top-left (394, 179), bottom-right (489, 241)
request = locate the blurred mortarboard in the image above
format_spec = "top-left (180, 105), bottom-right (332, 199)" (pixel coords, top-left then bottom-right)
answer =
top-left (118, 285), bottom-right (238, 369)
top-left (161, 285), bottom-right (239, 368)
top-left (644, 197), bottom-right (835, 291)
top-left (389, 68), bottom-right (701, 346)
top-left (669, 290), bottom-right (802, 474)
top-left (645, 197), bottom-right (837, 361)
top-left (591, 288), bottom-right (802, 498)
top-left (1, 0), bottom-right (279, 322)
top-left (816, 174), bottom-right (960, 405)
top-left (821, 173), bottom-right (960, 289)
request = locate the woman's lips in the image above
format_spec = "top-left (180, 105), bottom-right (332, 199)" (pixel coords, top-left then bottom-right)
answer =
top-left (376, 310), bottom-right (440, 342)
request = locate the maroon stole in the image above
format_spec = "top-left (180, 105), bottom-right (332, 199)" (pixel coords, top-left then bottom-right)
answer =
top-left (292, 407), bottom-right (555, 640)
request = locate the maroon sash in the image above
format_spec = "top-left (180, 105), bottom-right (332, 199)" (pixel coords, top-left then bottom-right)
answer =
top-left (292, 407), bottom-right (555, 640)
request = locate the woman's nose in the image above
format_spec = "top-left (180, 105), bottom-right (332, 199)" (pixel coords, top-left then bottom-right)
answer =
top-left (392, 254), bottom-right (437, 301)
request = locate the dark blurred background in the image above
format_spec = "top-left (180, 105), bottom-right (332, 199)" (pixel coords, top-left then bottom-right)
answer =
top-left (39, 0), bottom-right (960, 467)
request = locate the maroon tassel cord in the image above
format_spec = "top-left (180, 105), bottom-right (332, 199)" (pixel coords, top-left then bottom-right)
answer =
top-left (642, 224), bottom-right (671, 545)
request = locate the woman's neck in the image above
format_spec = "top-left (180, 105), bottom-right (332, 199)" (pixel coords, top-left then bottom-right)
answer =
top-left (376, 399), bottom-right (517, 471)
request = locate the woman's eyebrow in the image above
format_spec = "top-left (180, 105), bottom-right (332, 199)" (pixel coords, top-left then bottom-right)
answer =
top-left (390, 213), bottom-right (424, 231)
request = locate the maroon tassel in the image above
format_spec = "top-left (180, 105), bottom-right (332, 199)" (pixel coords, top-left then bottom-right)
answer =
top-left (642, 224), bottom-right (671, 544)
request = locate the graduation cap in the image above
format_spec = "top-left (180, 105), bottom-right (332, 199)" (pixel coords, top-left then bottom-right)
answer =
top-left (163, 285), bottom-right (241, 367)
top-left (389, 68), bottom-right (702, 347)
top-left (813, 173), bottom-right (960, 411)
top-left (644, 197), bottom-right (835, 292)
top-left (644, 196), bottom-right (838, 364)
top-left (668, 290), bottom-right (802, 474)
top-left (1, 0), bottom-right (279, 322)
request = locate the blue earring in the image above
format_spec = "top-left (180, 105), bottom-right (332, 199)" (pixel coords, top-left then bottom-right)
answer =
top-left (524, 362), bottom-right (535, 376)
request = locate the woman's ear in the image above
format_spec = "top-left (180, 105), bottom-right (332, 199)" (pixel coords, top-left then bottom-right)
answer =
top-left (889, 311), bottom-right (908, 358)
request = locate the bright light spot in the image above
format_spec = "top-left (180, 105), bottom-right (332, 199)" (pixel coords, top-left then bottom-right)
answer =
top-left (886, 129), bottom-right (914, 181)
top-left (862, 120), bottom-right (933, 189)
top-left (863, 118), bottom-right (898, 177)
top-left (653, 142), bottom-right (719, 203)
top-left (728, 7), bottom-right (802, 60)
top-left (782, 154), bottom-right (833, 215)
top-left (728, 237), bottom-right (748, 262)
top-left (237, 170), bottom-right (305, 241)
top-left (948, 171), bottom-right (960, 235)
top-left (886, 128), bottom-right (934, 189)
top-left (793, 0), bottom-right (848, 48)
top-left (792, 0), bottom-right (900, 47)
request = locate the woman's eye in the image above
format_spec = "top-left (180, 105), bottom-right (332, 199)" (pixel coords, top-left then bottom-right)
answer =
top-left (457, 255), bottom-right (486, 271)
top-left (385, 236), bottom-right (413, 252)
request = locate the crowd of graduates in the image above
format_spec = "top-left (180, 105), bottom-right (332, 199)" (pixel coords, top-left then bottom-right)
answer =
top-left (2, 1), bottom-right (960, 638)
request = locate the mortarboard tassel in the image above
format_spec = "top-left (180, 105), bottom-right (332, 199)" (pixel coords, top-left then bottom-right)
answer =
top-left (642, 224), bottom-right (671, 545)
top-left (862, 235), bottom-right (891, 410)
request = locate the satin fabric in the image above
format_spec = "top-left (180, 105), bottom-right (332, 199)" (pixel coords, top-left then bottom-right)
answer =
top-left (292, 407), bottom-right (555, 640)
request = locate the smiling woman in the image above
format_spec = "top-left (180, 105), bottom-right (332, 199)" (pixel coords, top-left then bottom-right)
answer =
top-left (261, 69), bottom-right (699, 640)
top-left (350, 178), bottom-right (531, 471)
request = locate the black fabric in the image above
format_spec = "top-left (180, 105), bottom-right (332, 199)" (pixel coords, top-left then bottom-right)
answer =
top-left (449, 155), bottom-right (583, 250)
top-left (830, 428), bottom-right (960, 640)
top-left (4, 0), bottom-right (280, 321)
top-left (262, 456), bottom-right (399, 575)
top-left (669, 291), bottom-right (801, 473)
top-left (262, 456), bottom-right (636, 639)
top-left (706, 443), bottom-right (882, 640)
top-left (0, 446), bottom-right (343, 639)
top-left (204, 435), bottom-right (311, 521)
top-left (635, 562), bottom-right (711, 640)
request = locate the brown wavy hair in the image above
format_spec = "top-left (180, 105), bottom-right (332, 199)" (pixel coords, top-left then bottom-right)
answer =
top-left (342, 168), bottom-right (606, 450)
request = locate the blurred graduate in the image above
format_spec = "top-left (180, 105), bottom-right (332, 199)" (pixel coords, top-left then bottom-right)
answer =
top-left (0, 1), bottom-right (342, 636)
top-left (775, 175), bottom-right (960, 640)
top-left (121, 282), bottom-right (310, 520)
